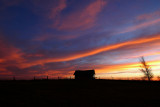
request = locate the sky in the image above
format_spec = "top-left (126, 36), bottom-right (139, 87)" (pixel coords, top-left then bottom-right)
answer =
top-left (0, 0), bottom-right (160, 80)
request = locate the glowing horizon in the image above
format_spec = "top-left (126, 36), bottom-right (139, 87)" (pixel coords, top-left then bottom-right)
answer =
top-left (0, 0), bottom-right (160, 80)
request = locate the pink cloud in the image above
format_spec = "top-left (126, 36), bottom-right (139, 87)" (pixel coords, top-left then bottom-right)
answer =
top-left (0, 36), bottom-right (24, 64)
top-left (117, 18), bottom-right (160, 34)
top-left (0, 35), bottom-right (27, 78)
top-left (33, 0), bottom-right (107, 41)
top-left (136, 10), bottom-right (160, 21)
top-left (31, 0), bottom-right (67, 21)
top-left (49, 0), bottom-right (67, 19)
top-left (53, 0), bottom-right (107, 31)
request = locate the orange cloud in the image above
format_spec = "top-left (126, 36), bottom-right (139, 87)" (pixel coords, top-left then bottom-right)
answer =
top-left (95, 59), bottom-right (160, 79)
top-left (63, 58), bottom-right (160, 79)
top-left (0, 35), bottom-right (25, 72)
top-left (20, 34), bottom-right (160, 68)
top-left (1, 35), bottom-right (160, 79)
top-left (53, 0), bottom-right (107, 31)
top-left (96, 62), bottom-right (140, 73)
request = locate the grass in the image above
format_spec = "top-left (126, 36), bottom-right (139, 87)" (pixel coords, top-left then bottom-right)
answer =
top-left (0, 79), bottom-right (160, 107)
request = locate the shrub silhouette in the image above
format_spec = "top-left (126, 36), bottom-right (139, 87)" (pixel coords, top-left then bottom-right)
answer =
top-left (139, 56), bottom-right (153, 81)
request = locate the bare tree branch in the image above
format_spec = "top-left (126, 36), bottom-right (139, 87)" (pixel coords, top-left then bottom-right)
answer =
top-left (139, 56), bottom-right (153, 81)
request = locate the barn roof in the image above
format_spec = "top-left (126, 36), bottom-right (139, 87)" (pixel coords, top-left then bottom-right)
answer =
top-left (74, 70), bottom-right (95, 75)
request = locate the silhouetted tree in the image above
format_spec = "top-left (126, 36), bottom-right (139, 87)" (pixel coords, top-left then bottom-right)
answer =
top-left (139, 56), bottom-right (153, 81)
top-left (157, 76), bottom-right (160, 81)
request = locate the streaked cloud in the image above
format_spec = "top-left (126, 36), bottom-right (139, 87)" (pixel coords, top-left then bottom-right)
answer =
top-left (53, 0), bottom-right (107, 31)
top-left (1, 0), bottom-right (160, 79)
top-left (117, 18), bottom-right (160, 34)
top-left (20, 34), bottom-right (160, 68)
top-left (136, 10), bottom-right (160, 21)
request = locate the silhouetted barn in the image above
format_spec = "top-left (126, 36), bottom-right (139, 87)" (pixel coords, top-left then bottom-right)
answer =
top-left (74, 70), bottom-right (95, 80)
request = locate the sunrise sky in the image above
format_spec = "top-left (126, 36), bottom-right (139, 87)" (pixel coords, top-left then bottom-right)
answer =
top-left (0, 0), bottom-right (160, 80)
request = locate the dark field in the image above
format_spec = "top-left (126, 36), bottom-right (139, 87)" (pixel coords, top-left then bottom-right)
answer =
top-left (0, 80), bottom-right (160, 107)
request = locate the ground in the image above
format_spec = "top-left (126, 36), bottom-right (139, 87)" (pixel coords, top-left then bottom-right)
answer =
top-left (0, 80), bottom-right (160, 107)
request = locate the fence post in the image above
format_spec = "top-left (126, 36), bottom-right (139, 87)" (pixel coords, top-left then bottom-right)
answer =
top-left (13, 76), bottom-right (16, 81)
